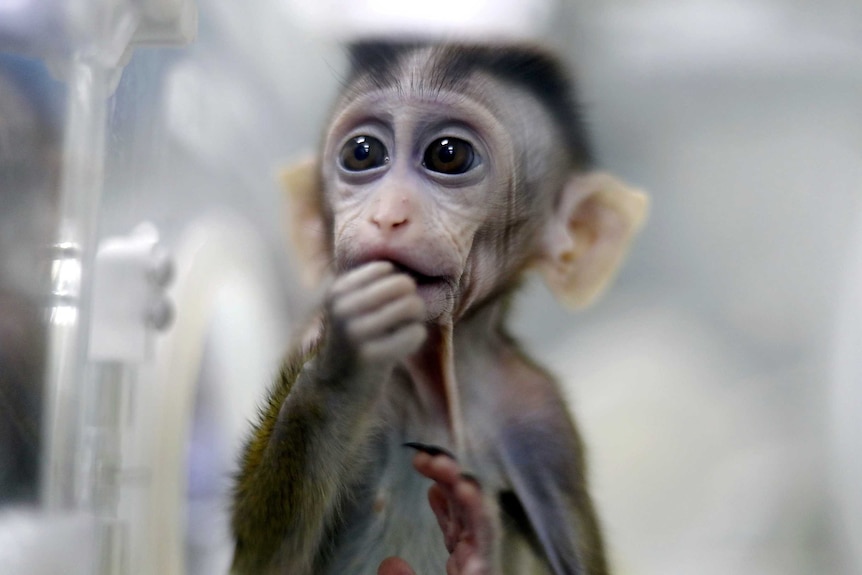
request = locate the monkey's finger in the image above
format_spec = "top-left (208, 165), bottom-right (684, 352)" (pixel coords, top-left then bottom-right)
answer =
top-left (450, 541), bottom-right (476, 575)
top-left (451, 547), bottom-right (489, 575)
top-left (419, 452), bottom-right (462, 486)
top-left (377, 556), bottom-right (416, 575)
top-left (360, 323), bottom-right (427, 362)
top-left (447, 552), bottom-right (461, 575)
top-left (454, 478), bottom-right (485, 538)
top-left (454, 478), bottom-right (495, 575)
top-left (429, 484), bottom-right (457, 552)
top-left (346, 295), bottom-right (425, 340)
top-left (416, 453), bottom-right (465, 550)
top-left (330, 261), bottom-right (395, 298)
top-left (333, 274), bottom-right (418, 318)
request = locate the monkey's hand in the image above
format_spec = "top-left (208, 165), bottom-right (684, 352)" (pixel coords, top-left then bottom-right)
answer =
top-left (377, 451), bottom-right (496, 575)
top-left (323, 261), bottom-right (427, 372)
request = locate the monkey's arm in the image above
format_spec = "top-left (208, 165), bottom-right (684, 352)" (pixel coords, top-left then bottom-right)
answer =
top-left (497, 411), bottom-right (609, 575)
top-left (230, 346), bottom-right (375, 574)
top-left (231, 262), bottom-right (426, 574)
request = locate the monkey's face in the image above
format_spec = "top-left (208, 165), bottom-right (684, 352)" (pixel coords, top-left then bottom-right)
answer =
top-left (321, 78), bottom-right (551, 322)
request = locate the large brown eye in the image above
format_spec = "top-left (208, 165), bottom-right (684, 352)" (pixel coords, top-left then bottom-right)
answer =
top-left (340, 136), bottom-right (388, 171)
top-left (423, 137), bottom-right (475, 175)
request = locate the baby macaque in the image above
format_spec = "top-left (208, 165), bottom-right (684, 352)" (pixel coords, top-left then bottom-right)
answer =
top-left (231, 41), bottom-right (647, 575)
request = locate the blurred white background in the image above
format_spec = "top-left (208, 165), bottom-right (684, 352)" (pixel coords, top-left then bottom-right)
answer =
top-left (0, 1), bottom-right (860, 574)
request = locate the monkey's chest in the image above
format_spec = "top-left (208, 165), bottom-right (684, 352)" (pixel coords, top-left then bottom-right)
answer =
top-left (320, 434), bottom-right (450, 575)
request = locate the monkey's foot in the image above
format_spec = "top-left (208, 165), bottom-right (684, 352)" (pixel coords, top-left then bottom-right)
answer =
top-left (377, 451), bottom-right (493, 575)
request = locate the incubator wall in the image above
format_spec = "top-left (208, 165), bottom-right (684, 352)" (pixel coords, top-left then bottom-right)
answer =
top-left (0, 1), bottom-right (860, 574)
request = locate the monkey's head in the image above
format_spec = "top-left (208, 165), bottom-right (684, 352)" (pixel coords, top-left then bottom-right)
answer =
top-left (285, 42), bottom-right (647, 322)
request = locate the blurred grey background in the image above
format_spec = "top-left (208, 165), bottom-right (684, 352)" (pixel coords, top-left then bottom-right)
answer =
top-left (0, 0), bottom-right (860, 574)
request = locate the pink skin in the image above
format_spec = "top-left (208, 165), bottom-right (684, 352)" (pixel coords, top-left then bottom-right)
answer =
top-left (377, 453), bottom-right (492, 575)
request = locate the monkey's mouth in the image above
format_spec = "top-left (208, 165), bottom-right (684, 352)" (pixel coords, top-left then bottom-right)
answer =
top-left (389, 261), bottom-right (447, 287)
top-left (372, 258), bottom-right (456, 318)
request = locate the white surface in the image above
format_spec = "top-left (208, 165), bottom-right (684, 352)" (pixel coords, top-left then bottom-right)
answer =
top-left (0, 510), bottom-right (96, 575)
top-left (285, 0), bottom-right (554, 40)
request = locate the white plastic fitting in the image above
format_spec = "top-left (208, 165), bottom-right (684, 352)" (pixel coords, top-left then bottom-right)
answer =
top-left (88, 222), bottom-right (174, 363)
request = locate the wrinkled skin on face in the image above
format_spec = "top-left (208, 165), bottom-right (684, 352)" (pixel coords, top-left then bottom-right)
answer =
top-left (322, 51), bottom-right (565, 322)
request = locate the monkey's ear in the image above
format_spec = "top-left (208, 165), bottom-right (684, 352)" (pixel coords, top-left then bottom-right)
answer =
top-left (538, 172), bottom-right (649, 309)
top-left (280, 157), bottom-right (329, 288)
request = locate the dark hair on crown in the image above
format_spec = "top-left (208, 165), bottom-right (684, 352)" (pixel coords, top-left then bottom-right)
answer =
top-left (346, 40), bottom-right (594, 169)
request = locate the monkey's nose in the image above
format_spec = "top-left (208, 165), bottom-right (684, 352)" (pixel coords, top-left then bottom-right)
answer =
top-left (372, 213), bottom-right (408, 229)
top-left (370, 196), bottom-right (411, 231)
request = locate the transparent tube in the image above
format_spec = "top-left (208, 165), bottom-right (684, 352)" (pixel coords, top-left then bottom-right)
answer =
top-left (41, 58), bottom-right (110, 511)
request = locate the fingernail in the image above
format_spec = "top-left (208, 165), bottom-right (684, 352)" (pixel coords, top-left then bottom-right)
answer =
top-left (402, 442), bottom-right (456, 460)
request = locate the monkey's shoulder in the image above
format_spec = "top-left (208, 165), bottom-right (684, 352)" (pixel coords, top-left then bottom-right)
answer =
top-left (483, 344), bottom-right (590, 470)
top-left (492, 344), bottom-right (570, 418)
